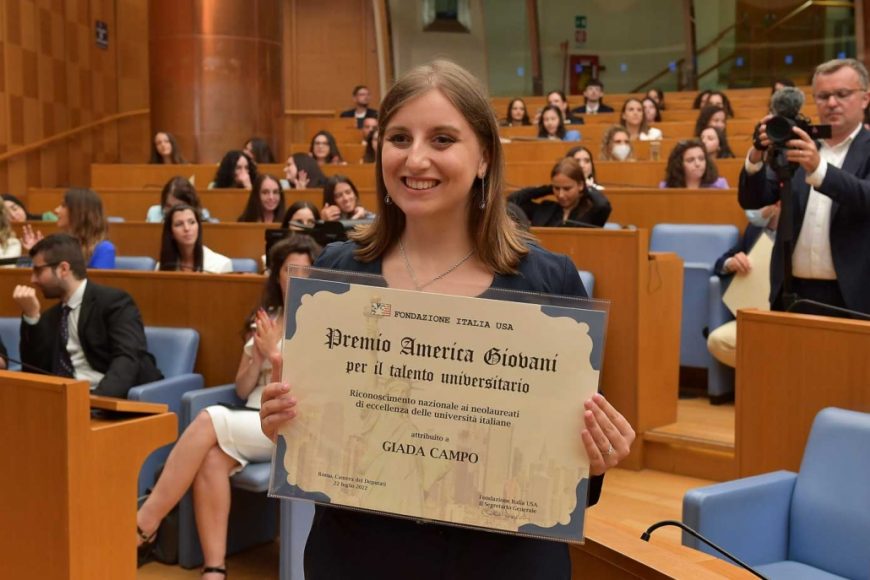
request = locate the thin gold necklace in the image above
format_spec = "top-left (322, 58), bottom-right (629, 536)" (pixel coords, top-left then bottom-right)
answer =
top-left (398, 239), bottom-right (474, 291)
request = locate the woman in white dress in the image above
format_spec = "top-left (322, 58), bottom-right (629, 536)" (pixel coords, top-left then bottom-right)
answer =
top-left (137, 234), bottom-right (322, 579)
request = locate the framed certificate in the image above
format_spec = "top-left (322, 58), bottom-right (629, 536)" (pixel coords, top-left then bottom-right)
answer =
top-left (269, 269), bottom-right (608, 543)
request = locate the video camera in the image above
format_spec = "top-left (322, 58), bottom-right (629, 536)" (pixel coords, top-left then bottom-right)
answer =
top-left (765, 87), bottom-right (832, 146)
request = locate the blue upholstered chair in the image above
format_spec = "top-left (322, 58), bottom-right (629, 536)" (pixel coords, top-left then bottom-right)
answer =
top-left (650, 224), bottom-right (739, 397)
top-left (0, 317), bottom-right (21, 371)
top-left (577, 270), bottom-right (595, 298)
top-left (175, 384), bottom-right (278, 568)
top-left (706, 275), bottom-right (735, 401)
top-left (279, 499), bottom-right (315, 580)
top-left (683, 407), bottom-right (870, 579)
top-left (603, 222), bottom-right (621, 230)
top-left (116, 256), bottom-right (157, 271)
top-left (129, 326), bottom-right (203, 495)
top-left (230, 258), bottom-right (259, 273)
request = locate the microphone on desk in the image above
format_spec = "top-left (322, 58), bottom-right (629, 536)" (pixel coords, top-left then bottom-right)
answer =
top-left (786, 299), bottom-right (870, 321)
top-left (563, 219), bottom-right (600, 229)
top-left (1, 355), bottom-right (57, 376)
top-left (640, 520), bottom-right (768, 579)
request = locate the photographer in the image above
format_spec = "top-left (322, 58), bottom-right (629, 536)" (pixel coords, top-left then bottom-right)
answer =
top-left (739, 58), bottom-right (870, 316)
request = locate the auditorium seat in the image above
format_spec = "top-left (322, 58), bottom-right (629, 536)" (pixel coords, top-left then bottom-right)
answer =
top-left (578, 270), bottom-right (595, 297)
top-left (706, 275), bottom-right (735, 402)
top-left (130, 326), bottom-right (203, 495)
top-left (650, 224), bottom-right (739, 391)
top-left (175, 384), bottom-right (277, 568)
top-left (683, 407), bottom-right (870, 579)
top-left (116, 256), bottom-right (157, 271)
top-left (0, 317), bottom-right (20, 371)
top-left (230, 258), bottom-right (259, 273)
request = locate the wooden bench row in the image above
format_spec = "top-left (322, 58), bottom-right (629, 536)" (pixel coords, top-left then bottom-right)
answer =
top-left (89, 158), bottom-right (746, 191)
top-left (24, 187), bottom-right (746, 231)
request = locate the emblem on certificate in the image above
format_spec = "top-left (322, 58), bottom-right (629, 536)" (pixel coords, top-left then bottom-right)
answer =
top-left (269, 269), bottom-right (608, 543)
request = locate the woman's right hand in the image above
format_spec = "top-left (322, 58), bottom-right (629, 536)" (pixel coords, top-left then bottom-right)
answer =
top-left (321, 203), bottom-right (341, 221)
top-left (20, 224), bottom-right (43, 252)
top-left (295, 170), bottom-right (310, 190)
top-left (259, 353), bottom-right (298, 442)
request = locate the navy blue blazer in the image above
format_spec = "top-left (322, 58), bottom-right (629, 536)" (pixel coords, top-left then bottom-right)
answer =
top-left (738, 127), bottom-right (870, 314)
top-left (302, 240), bottom-right (599, 580)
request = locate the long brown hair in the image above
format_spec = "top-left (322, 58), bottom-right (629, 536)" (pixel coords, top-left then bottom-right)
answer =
top-left (663, 139), bottom-right (720, 188)
top-left (550, 158), bottom-right (592, 215)
top-left (62, 188), bottom-right (108, 261)
top-left (352, 60), bottom-right (530, 274)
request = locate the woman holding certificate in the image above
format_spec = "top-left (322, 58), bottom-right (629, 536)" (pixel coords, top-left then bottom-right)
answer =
top-left (259, 60), bottom-right (636, 579)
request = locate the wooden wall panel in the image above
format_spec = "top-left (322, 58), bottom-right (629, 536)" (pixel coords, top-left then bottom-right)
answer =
top-left (0, 0), bottom-right (150, 193)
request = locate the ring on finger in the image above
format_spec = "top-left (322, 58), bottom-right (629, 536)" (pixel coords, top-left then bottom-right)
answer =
top-left (603, 444), bottom-right (615, 457)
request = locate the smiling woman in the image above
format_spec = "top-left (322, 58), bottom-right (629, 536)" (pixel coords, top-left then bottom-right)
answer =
top-left (257, 59), bottom-right (636, 580)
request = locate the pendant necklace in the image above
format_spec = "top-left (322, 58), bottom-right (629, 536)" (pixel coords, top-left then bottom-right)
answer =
top-left (398, 239), bottom-right (474, 291)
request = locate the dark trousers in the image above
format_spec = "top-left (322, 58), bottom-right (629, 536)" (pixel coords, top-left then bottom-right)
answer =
top-left (773, 277), bottom-right (849, 317)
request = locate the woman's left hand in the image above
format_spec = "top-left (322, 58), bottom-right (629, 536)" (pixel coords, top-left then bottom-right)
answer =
top-left (581, 393), bottom-right (635, 476)
top-left (351, 206), bottom-right (368, 219)
top-left (253, 309), bottom-right (282, 359)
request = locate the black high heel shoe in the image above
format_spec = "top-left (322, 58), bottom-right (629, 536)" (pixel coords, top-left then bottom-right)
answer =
top-left (202, 565), bottom-right (227, 577)
top-left (136, 526), bottom-right (157, 567)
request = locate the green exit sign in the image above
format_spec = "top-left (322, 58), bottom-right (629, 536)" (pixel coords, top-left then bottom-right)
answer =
top-left (575, 15), bottom-right (587, 29)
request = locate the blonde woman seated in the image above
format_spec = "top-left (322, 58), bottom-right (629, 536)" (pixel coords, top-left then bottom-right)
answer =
top-left (138, 236), bottom-right (321, 578)
top-left (599, 126), bottom-right (634, 161)
top-left (156, 205), bottom-right (233, 273)
top-left (659, 139), bottom-right (730, 189)
top-left (0, 206), bottom-right (22, 267)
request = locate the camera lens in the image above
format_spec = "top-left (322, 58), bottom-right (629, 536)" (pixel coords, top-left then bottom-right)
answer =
top-left (766, 116), bottom-right (796, 144)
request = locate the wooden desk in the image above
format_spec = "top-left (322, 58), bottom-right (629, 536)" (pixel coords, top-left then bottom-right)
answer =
top-left (736, 310), bottom-right (870, 476)
top-left (0, 269), bottom-right (263, 386)
top-left (572, 514), bottom-right (754, 578)
top-left (0, 372), bottom-right (176, 579)
top-left (605, 188), bottom-right (746, 230)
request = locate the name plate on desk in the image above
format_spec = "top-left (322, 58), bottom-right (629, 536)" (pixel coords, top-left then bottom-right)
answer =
top-left (269, 270), bottom-right (608, 542)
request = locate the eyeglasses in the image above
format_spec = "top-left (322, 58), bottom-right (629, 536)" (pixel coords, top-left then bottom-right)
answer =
top-left (813, 88), bottom-right (865, 102)
top-left (32, 262), bottom-right (59, 274)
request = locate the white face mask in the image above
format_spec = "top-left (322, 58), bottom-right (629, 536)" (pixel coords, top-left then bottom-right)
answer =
top-left (611, 143), bottom-right (631, 161)
top-left (745, 208), bottom-right (771, 228)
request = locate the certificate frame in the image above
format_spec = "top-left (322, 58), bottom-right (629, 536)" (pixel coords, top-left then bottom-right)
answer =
top-left (269, 268), bottom-right (609, 543)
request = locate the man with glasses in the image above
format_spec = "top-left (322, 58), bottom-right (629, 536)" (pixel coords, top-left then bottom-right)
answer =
top-left (739, 58), bottom-right (870, 316)
top-left (12, 234), bottom-right (161, 397)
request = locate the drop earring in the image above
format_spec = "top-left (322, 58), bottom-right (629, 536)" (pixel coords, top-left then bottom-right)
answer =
top-left (479, 176), bottom-right (487, 209)
top-left (384, 193), bottom-right (392, 205)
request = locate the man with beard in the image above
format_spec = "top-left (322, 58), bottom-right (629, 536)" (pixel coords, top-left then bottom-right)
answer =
top-left (13, 234), bottom-right (161, 397)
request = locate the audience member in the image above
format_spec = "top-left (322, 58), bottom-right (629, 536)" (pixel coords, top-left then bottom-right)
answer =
top-left (150, 132), bottom-right (186, 164)
top-left (771, 77), bottom-right (796, 94)
top-left (620, 98), bottom-right (663, 141)
top-left (565, 145), bottom-right (601, 189)
top-left (508, 158), bottom-right (611, 227)
top-left (21, 188), bottom-right (116, 269)
top-left (213, 151), bottom-right (257, 190)
top-left (692, 89), bottom-right (712, 109)
top-left (321, 175), bottom-right (373, 221)
top-left (0, 333), bottom-right (6, 369)
top-left (243, 137), bottom-right (276, 164)
top-left (146, 176), bottom-right (213, 223)
top-left (362, 126), bottom-right (378, 164)
top-left (13, 234), bottom-right (161, 396)
top-left (706, 91), bottom-right (735, 118)
top-left (360, 114), bottom-right (378, 143)
top-left (136, 235), bottom-right (321, 578)
top-left (281, 200), bottom-right (320, 231)
top-left (700, 126), bottom-right (735, 159)
top-left (281, 153), bottom-right (327, 191)
top-left (694, 105), bottom-right (728, 137)
top-left (646, 87), bottom-right (666, 110)
top-left (572, 79), bottom-right (614, 114)
top-left (537, 105), bottom-right (580, 141)
top-left (740, 58), bottom-right (870, 316)
top-left (660, 139), bottom-right (729, 189)
top-left (3, 193), bottom-right (57, 222)
top-left (546, 90), bottom-right (583, 124)
top-left (707, 203), bottom-right (780, 368)
top-left (340, 85), bottom-right (378, 128)
top-left (0, 204), bottom-right (22, 266)
top-left (309, 131), bottom-right (345, 165)
top-left (503, 98), bottom-right (531, 126)
top-left (642, 97), bottom-right (662, 124)
top-left (600, 125), bottom-right (633, 161)
top-left (157, 205), bottom-right (232, 273)
top-left (238, 174), bottom-right (285, 224)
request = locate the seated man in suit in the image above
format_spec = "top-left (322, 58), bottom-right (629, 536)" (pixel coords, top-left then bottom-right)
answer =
top-left (740, 58), bottom-right (870, 317)
top-left (707, 203), bottom-right (779, 367)
top-left (339, 85), bottom-right (379, 129)
top-left (12, 233), bottom-right (162, 397)
top-left (571, 79), bottom-right (615, 115)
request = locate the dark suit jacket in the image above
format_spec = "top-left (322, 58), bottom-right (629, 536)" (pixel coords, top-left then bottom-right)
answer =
top-left (301, 241), bottom-right (600, 579)
top-left (508, 184), bottom-right (612, 227)
top-left (20, 281), bottom-right (162, 397)
top-left (714, 224), bottom-right (765, 279)
top-left (0, 333), bottom-right (7, 368)
top-left (339, 107), bottom-right (378, 128)
top-left (738, 127), bottom-right (870, 314)
top-left (571, 102), bottom-right (615, 115)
